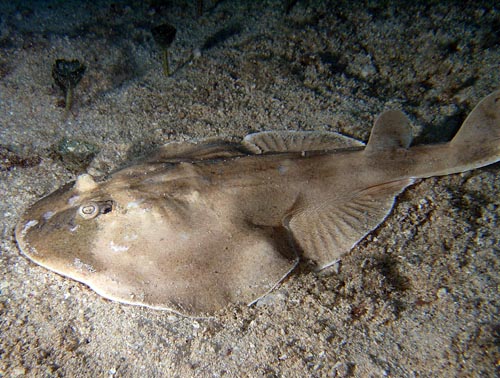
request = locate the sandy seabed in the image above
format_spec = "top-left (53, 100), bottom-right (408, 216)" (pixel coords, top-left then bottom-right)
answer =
top-left (0, 1), bottom-right (499, 377)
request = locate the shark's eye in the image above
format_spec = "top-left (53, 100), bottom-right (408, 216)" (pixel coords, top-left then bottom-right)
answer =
top-left (100, 202), bottom-right (113, 214)
top-left (78, 201), bottom-right (114, 220)
top-left (78, 202), bottom-right (100, 219)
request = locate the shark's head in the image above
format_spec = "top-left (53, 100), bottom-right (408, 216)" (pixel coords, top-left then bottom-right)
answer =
top-left (17, 172), bottom-right (201, 315)
top-left (15, 172), bottom-right (201, 312)
top-left (15, 174), bottom-right (116, 285)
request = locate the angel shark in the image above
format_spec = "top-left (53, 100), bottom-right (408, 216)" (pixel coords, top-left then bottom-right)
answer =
top-left (16, 90), bottom-right (500, 316)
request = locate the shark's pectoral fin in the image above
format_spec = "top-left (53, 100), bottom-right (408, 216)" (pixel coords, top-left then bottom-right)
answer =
top-left (286, 178), bottom-right (415, 270)
top-left (225, 224), bottom-right (299, 307)
top-left (89, 216), bottom-right (299, 316)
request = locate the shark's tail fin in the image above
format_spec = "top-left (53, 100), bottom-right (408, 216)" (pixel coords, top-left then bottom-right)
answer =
top-left (448, 90), bottom-right (500, 170)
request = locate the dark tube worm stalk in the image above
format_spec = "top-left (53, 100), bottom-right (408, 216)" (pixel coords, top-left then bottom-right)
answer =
top-left (52, 59), bottom-right (86, 113)
top-left (151, 23), bottom-right (177, 77)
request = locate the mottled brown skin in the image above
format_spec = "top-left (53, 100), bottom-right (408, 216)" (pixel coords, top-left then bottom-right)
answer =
top-left (16, 91), bottom-right (500, 316)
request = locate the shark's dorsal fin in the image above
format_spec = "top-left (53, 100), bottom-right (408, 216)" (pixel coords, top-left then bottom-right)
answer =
top-left (243, 131), bottom-right (364, 154)
top-left (365, 110), bottom-right (412, 154)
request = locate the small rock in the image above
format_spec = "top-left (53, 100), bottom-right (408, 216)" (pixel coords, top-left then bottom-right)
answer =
top-left (11, 367), bottom-right (26, 377)
top-left (437, 287), bottom-right (448, 299)
top-left (54, 138), bottom-right (99, 172)
top-left (255, 291), bottom-right (287, 307)
top-left (332, 361), bottom-right (353, 377)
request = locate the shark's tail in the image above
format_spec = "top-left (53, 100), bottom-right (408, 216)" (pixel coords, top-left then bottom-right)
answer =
top-left (448, 90), bottom-right (500, 171)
